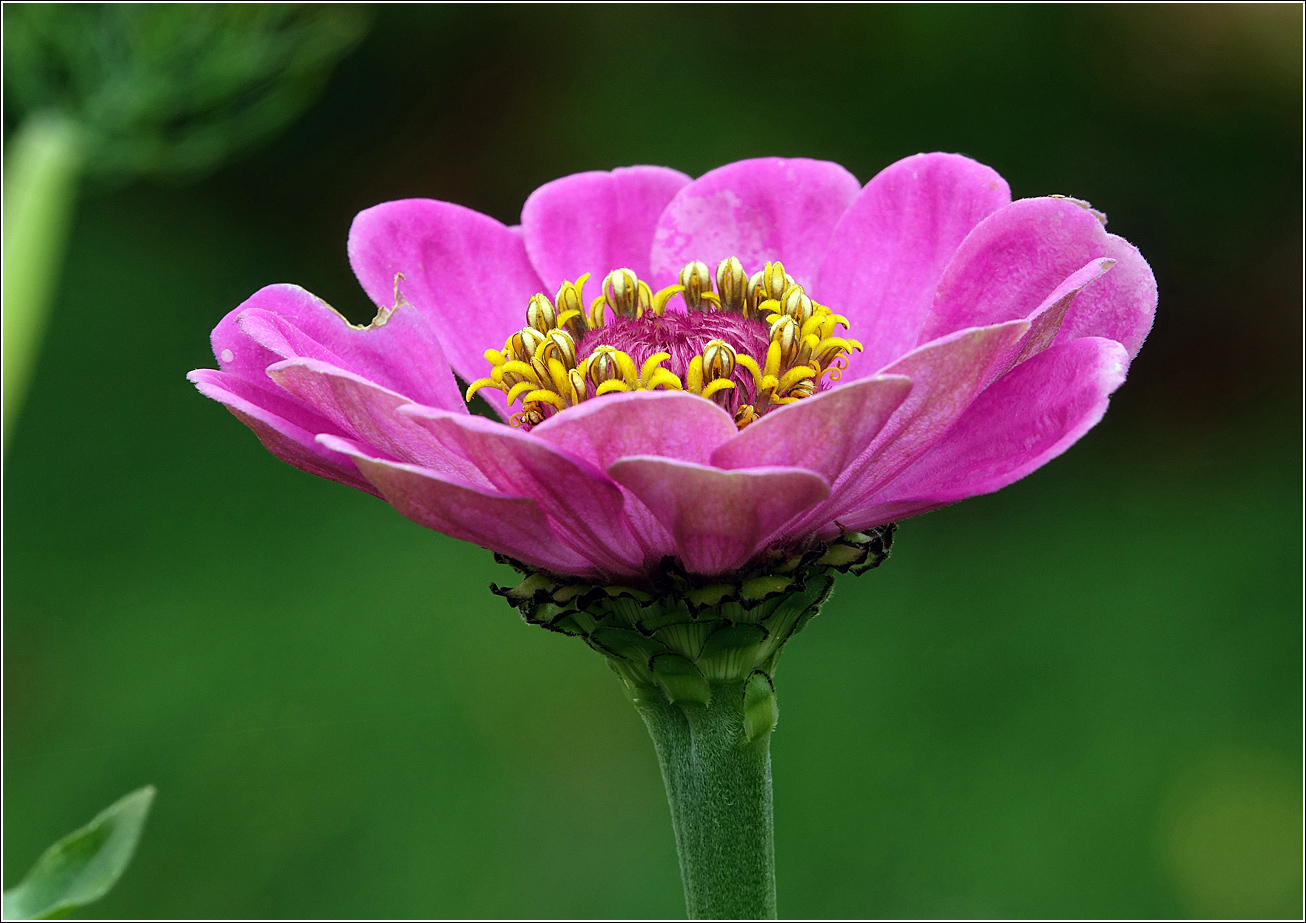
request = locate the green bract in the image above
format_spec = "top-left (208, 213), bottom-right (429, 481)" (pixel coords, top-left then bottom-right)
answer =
top-left (493, 525), bottom-right (894, 727)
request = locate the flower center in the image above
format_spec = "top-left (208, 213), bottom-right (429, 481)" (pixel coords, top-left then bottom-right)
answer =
top-left (466, 259), bottom-right (861, 430)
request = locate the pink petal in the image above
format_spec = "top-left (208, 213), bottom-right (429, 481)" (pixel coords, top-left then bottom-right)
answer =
top-left (808, 320), bottom-right (1032, 526)
top-left (648, 157), bottom-right (862, 288)
top-left (916, 196), bottom-right (1112, 345)
top-left (348, 199), bottom-right (547, 418)
top-left (871, 337), bottom-right (1130, 504)
top-left (1054, 234), bottom-right (1156, 358)
top-left (398, 406), bottom-right (648, 578)
top-left (317, 435), bottom-right (597, 577)
top-left (221, 284), bottom-right (465, 413)
top-left (521, 166), bottom-right (691, 290)
top-left (710, 375), bottom-right (913, 483)
top-left (605, 457), bottom-right (830, 576)
top-left (210, 285), bottom-right (307, 386)
top-left (266, 358), bottom-right (492, 488)
top-left (1004, 257), bottom-right (1117, 370)
top-left (816, 498), bottom-right (950, 537)
top-left (530, 390), bottom-right (738, 469)
top-left (814, 153), bottom-right (1011, 377)
top-left (188, 368), bottom-right (375, 495)
top-left (530, 391), bottom-right (737, 560)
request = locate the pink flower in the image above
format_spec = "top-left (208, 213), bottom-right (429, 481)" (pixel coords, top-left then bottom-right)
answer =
top-left (189, 154), bottom-right (1155, 583)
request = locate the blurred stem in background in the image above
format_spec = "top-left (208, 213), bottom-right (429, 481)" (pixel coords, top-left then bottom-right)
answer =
top-left (3, 114), bottom-right (84, 444)
top-left (1, 4), bottom-right (369, 913)
top-left (1, 4), bottom-right (368, 450)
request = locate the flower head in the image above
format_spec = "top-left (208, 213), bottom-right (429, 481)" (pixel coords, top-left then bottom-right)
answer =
top-left (189, 155), bottom-right (1155, 584)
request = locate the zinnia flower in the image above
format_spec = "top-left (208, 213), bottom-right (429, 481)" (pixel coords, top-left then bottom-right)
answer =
top-left (189, 153), bottom-right (1154, 585)
top-left (191, 153), bottom-right (1156, 919)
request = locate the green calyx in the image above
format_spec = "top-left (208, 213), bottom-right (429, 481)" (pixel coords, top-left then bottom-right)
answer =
top-left (491, 525), bottom-right (894, 735)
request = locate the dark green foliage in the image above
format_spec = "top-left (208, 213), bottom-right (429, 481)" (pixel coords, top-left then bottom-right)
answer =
top-left (3, 4), bottom-right (367, 179)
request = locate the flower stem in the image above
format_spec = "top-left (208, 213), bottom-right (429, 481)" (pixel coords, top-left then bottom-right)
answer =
top-left (636, 682), bottom-right (777, 920)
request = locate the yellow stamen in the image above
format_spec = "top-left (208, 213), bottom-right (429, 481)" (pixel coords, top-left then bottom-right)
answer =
top-left (465, 377), bottom-right (499, 401)
top-left (506, 380), bottom-right (539, 404)
top-left (687, 356), bottom-right (705, 394)
top-left (547, 357), bottom-right (572, 395)
top-left (640, 352), bottom-right (672, 387)
top-left (615, 350), bottom-right (641, 386)
top-left (735, 354), bottom-right (764, 389)
top-left (588, 294), bottom-right (608, 329)
top-left (644, 368), bottom-right (683, 391)
top-left (636, 280), bottom-right (655, 318)
top-left (764, 340), bottom-right (783, 379)
top-left (523, 390), bottom-right (566, 408)
top-left (778, 366), bottom-right (816, 392)
top-left (469, 257), bottom-right (861, 429)
top-left (652, 284), bottom-right (686, 316)
top-left (499, 360), bottom-right (539, 381)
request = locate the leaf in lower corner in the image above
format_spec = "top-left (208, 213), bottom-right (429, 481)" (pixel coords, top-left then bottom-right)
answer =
top-left (2, 786), bottom-right (156, 920)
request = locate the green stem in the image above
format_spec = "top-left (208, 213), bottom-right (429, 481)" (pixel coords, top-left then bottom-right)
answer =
top-left (636, 683), bottom-right (777, 920)
top-left (3, 113), bottom-right (84, 449)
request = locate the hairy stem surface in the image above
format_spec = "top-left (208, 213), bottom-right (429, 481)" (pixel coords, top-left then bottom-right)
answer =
top-left (637, 683), bottom-right (776, 920)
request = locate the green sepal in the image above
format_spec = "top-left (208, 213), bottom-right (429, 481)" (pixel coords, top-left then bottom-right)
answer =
top-left (685, 583), bottom-right (736, 608)
top-left (740, 574), bottom-right (794, 601)
top-left (698, 622), bottom-right (769, 683)
top-left (551, 584), bottom-right (587, 604)
top-left (815, 541), bottom-right (868, 569)
top-left (650, 653), bottom-right (712, 706)
top-left (547, 614), bottom-right (587, 637)
top-left (844, 524), bottom-right (896, 575)
top-left (637, 604), bottom-right (695, 633)
top-left (602, 584), bottom-right (653, 603)
top-left (589, 625), bottom-right (669, 665)
top-left (701, 622), bottom-right (767, 655)
top-left (651, 619), bottom-right (713, 660)
top-left (492, 524), bottom-right (895, 703)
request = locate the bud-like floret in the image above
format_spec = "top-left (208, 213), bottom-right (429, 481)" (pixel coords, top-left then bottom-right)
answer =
top-left (780, 284), bottom-right (814, 325)
top-left (769, 316), bottom-right (800, 366)
top-left (604, 268), bottom-right (642, 318)
top-left (761, 262), bottom-right (792, 303)
top-left (586, 345), bottom-right (624, 387)
top-left (715, 257), bottom-right (749, 314)
top-left (526, 293), bottom-right (558, 333)
top-left (544, 329), bottom-right (578, 369)
top-left (508, 326), bottom-right (547, 361)
top-left (702, 339), bottom-right (737, 382)
top-left (678, 261), bottom-right (713, 311)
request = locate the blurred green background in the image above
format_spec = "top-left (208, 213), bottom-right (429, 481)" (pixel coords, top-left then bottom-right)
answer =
top-left (4, 4), bottom-right (1301, 919)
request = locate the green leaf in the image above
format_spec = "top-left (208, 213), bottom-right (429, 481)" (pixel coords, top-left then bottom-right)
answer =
top-left (2, 786), bottom-right (155, 920)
